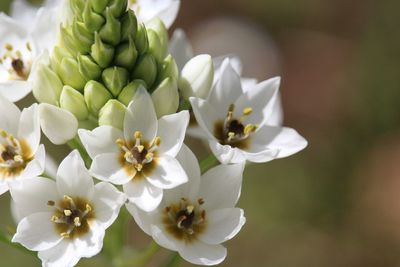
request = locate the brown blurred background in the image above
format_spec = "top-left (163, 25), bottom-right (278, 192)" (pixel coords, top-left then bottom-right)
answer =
top-left (2, 0), bottom-right (400, 266)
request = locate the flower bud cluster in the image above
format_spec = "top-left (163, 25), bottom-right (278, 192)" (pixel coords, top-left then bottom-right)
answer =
top-left (33, 0), bottom-right (179, 129)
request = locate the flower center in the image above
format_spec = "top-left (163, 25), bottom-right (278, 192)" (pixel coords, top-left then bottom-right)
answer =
top-left (0, 42), bottom-right (32, 81)
top-left (163, 198), bottom-right (207, 242)
top-left (116, 131), bottom-right (161, 173)
top-left (0, 129), bottom-right (31, 177)
top-left (49, 196), bottom-right (95, 239)
top-left (214, 104), bottom-right (258, 149)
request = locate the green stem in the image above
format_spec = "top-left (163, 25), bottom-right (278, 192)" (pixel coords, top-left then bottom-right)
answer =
top-left (199, 154), bottom-right (219, 174)
top-left (67, 137), bottom-right (92, 168)
top-left (129, 241), bottom-right (160, 267)
top-left (164, 252), bottom-right (181, 267)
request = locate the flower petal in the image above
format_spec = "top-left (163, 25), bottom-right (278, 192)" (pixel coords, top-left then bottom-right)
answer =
top-left (0, 81), bottom-right (32, 102)
top-left (78, 126), bottom-right (123, 159)
top-left (157, 111), bottom-right (189, 157)
top-left (123, 179), bottom-right (163, 212)
top-left (124, 87), bottom-right (158, 142)
top-left (39, 240), bottom-right (80, 267)
top-left (145, 155), bottom-right (188, 189)
top-left (189, 97), bottom-right (221, 141)
top-left (90, 152), bottom-right (132, 185)
top-left (0, 12), bottom-right (27, 38)
top-left (30, 7), bottom-right (58, 52)
top-left (38, 104), bottom-right (78, 145)
top-left (18, 103), bottom-right (40, 153)
top-left (12, 211), bottom-right (62, 251)
top-left (152, 0), bottom-right (180, 29)
top-left (209, 140), bottom-right (246, 164)
top-left (91, 182), bottom-right (126, 228)
top-left (179, 241), bottom-right (227, 266)
top-left (73, 221), bottom-right (105, 258)
top-left (56, 150), bottom-right (94, 199)
top-left (199, 208), bottom-right (245, 245)
top-left (199, 163), bottom-right (244, 210)
top-left (18, 144), bottom-right (45, 179)
top-left (126, 202), bottom-right (155, 235)
top-left (151, 224), bottom-right (181, 251)
top-left (169, 29), bottom-right (193, 71)
top-left (0, 93), bottom-right (21, 135)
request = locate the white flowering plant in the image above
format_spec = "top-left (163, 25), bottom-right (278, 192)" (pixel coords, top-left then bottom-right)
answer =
top-left (0, 0), bottom-right (308, 266)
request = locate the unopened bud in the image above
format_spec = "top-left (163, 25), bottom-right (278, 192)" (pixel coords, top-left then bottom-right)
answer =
top-left (151, 78), bottom-right (179, 117)
top-left (135, 23), bottom-right (149, 55)
top-left (102, 66), bottom-right (129, 97)
top-left (59, 26), bottom-right (79, 56)
top-left (147, 29), bottom-right (163, 63)
top-left (131, 53), bottom-right (157, 88)
top-left (32, 63), bottom-right (63, 105)
top-left (121, 9), bottom-right (137, 42)
top-left (91, 32), bottom-right (114, 68)
top-left (114, 35), bottom-right (138, 70)
top-left (91, 0), bottom-right (109, 13)
top-left (50, 46), bottom-right (72, 75)
top-left (179, 54), bottom-right (214, 99)
top-left (83, 0), bottom-right (105, 31)
top-left (60, 85), bottom-right (89, 120)
top-left (99, 8), bottom-right (121, 46)
top-left (99, 99), bottom-right (126, 129)
top-left (84, 80), bottom-right (113, 115)
top-left (71, 19), bottom-right (93, 53)
top-left (118, 79), bottom-right (146, 106)
top-left (107, 0), bottom-right (128, 18)
top-left (158, 54), bottom-right (179, 82)
top-left (78, 54), bottom-right (102, 81)
top-left (59, 57), bottom-right (87, 91)
top-left (70, 0), bottom-right (85, 16)
top-left (146, 18), bottom-right (168, 60)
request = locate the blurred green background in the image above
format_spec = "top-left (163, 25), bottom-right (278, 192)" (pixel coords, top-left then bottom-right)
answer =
top-left (2, 0), bottom-right (400, 266)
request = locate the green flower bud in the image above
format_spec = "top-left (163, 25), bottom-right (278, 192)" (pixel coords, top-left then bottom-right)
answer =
top-left (70, 0), bottom-right (85, 18)
top-left (99, 99), bottom-right (126, 129)
top-left (158, 54), bottom-right (179, 83)
top-left (60, 85), bottom-right (89, 120)
top-left (107, 0), bottom-right (128, 18)
top-left (147, 29), bottom-right (163, 63)
top-left (121, 10), bottom-right (137, 42)
top-left (84, 80), bottom-right (113, 115)
top-left (151, 78), bottom-right (179, 118)
top-left (118, 79), bottom-right (146, 106)
top-left (59, 57), bottom-right (87, 91)
top-left (91, 0), bottom-right (110, 13)
top-left (59, 26), bottom-right (79, 56)
top-left (91, 32), bottom-right (114, 68)
top-left (32, 63), bottom-right (64, 105)
top-left (131, 53), bottom-right (157, 88)
top-left (83, 0), bottom-right (105, 32)
top-left (99, 8), bottom-right (121, 46)
top-left (78, 54), bottom-right (102, 81)
top-left (72, 19), bottom-right (94, 53)
top-left (102, 66), bottom-right (129, 97)
top-left (135, 23), bottom-right (149, 55)
top-left (146, 18), bottom-right (168, 60)
top-left (114, 35), bottom-right (138, 69)
top-left (50, 46), bottom-right (72, 75)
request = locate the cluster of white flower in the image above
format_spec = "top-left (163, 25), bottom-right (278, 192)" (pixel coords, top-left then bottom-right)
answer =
top-left (0, 0), bottom-right (307, 266)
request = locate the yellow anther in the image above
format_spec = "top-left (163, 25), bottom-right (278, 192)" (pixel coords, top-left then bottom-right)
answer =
top-left (153, 136), bottom-right (161, 146)
top-left (51, 216), bottom-right (59, 222)
top-left (186, 205), bottom-right (194, 214)
top-left (244, 124), bottom-right (257, 135)
top-left (63, 210), bottom-right (72, 216)
top-left (228, 104), bottom-right (235, 112)
top-left (64, 195), bottom-right (73, 202)
top-left (134, 131), bottom-right (142, 139)
top-left (85, 204), bottom-right (92, 212)
top-left (74, 217), bottom-right (81, 227)
top-left (0, 130), bottom-right (7, 138)
top-left (15, 50), bottom-right (22, 58)
top-left (26, 42), bottom-right (31, 52)
top-left (13, 155), bottom-right (23, 163)
top-left (243, 107), bottom-right (253, 116)
top-left (136, 145), bottom-right (144, 153)
top-left (145, 153), bottom-right (154, 160)
top-left (116, 138), bottom-right (125, 147)
top-left (228, 132), bottom-right (235, 140)
top-left (135, 163), bottom-right (143, 171)
top-left (61, 232), bottom-right (70, 238)
top-left (5, 43), bottom-right (13, 51)
top-left (124, 151), bottom-right (133, 158)
top-left (47, 200), bottom-right (55, 206)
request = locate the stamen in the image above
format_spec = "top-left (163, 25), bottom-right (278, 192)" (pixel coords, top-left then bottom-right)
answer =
top-left (145, 152), bottom-right (154, 161)
top-left (47, 200), bottom-right (55, 206)
top-left (63, 209), bottom-right (72, 216)
top-left (177, 215), bottom-right (187, 229)
top-left (116, 138), bottom-right (125, 147)
top-left (243, 107), bottom-right (253, 116)
top-left (153, 136), bottom-right (161, 147)
top-left (13, 155), bottom-right (23, 163)
top-left (135, 163), bottom-right (143, 171)
top-left (228, 132), bottom-right (235, 141)
top-left (136, 145), bottom-right (144, 153)
top-left (198, 198), bottom-right (205, 205)
top-left (74, 217), bottom-right (81, 227)
top-left (186, 205), bottom-right (194, 214)
top-left (61, 232), bottom-right (71, 238)
top-left (5, 43), bottom-right (13, 51)
top-left (63, 195), bottom-right (76, 209)
top-left (244, 124), bottom-right (257, 135)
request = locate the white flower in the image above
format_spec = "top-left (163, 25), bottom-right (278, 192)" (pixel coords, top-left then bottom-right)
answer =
top-left (190, 59), bottom-right (308, 164)
top-left (128, 0), bottom-right (180, 29)
top-left (0, 95), bottom-right (44, 195)
top-left (79, 87), bottom-right (189, 212)
top-left (127, 145), bottom-right (246, 265)
top-left (10, 150), bottom-right (126, 267)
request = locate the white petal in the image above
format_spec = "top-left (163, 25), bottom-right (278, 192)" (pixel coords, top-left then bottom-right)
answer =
top-left (179, 242), bottom-right (227, 266)
top-left (189, 97), bottom-right (221, 141)
top-left (126, 202), bottom-right (155, 235)
top-left (0, 12), bottom-right (27, 38)
top-left (123, 179), bottom-right (163, 212)
top-left (248, 125), bottom-right (308, 161)
top-left (91, 182), bottom-right (126, 228)
top-left (0, 81), bottom-right (32, 102)
top-left (150, 224), bottom-right (181, 251)
top-left (73, 221), bottom-right (105, 258)
top-left (137, 0), bottom-right (180, 29)
top-left (152, 0), bottom-right (180, 29)
top-left (124, 87), bottom-right (158, 142)
top-left (18, 144), bottom-right (45, 179)
top-left (12, 211), bottom-right (62, 251)
top-left (9, 177), bottom-right (58, 219)
top-left (163, 145), bottom-right (200, 205)
top-left (208, 140), bottom-right (246, 164)
top-left (213, 55), bottom-right (242, 86)
top-left (267, 92), bottom-right (284, 126)
top-left (0, 93), bottom-right (21, 135)
top-left (241, 78), bottom-right (258, 92)
top-left (78, 126), bottom-right (123, 159)
top-left (39, 104), bottom-right (78, 145)
top-left (199, 163), bottom-right (244, 210)
top-left (199, 208), bottom-right (245, 245)
top-left (18, 103), bottom-right (40, 153)
top-left (208, 59), bottom-right (243, 115)
top-left (30, 7), bottom-right (58, 52)
top-left (157, 111), bottom-right (189, 157)
top-left (145, 155), bottom-right (188, 189)
top-left (169, 29), bottom-right (193, 71)
top-left (90, 152), bottom-right (132, 185)
top-left (234, 77), bottom-right (280, 127)
top-left (39, 240), bottom-right (80, 267)
top-left (56, 150), bottom-right (94, 199)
